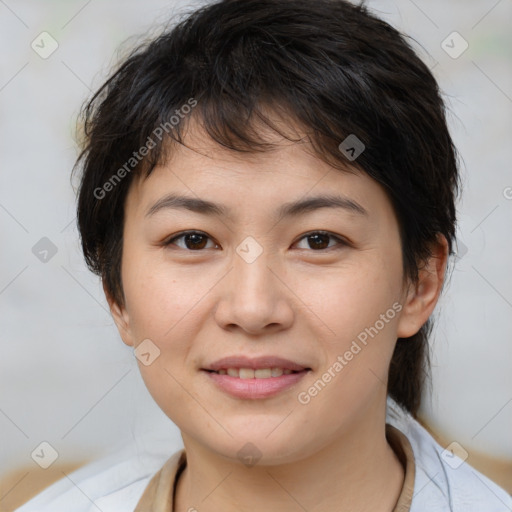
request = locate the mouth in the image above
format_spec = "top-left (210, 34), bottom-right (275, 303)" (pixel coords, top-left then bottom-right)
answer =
top-left (203, 367), bottom-right (306, 378)
top-left (201, 356), bottom-right (312, 399)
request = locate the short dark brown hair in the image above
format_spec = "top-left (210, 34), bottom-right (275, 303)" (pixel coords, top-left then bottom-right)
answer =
top-left (74, 0), bottom-right (460, 416)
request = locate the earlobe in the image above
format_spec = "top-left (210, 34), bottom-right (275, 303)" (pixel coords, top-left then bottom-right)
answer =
top-left (102, 282), bottom-right (135, 347)
top-left (396, 235), bottom-right (449, 339)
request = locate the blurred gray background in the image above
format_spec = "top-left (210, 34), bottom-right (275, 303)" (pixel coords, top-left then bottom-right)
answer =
top-left (1, 0), bottom-right (511, 494)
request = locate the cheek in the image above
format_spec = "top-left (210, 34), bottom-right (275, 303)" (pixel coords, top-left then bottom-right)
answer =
top-left (121, 248), bottom-right (212, 340)
top-left (297, 254), bottom-right (402, 342)
top-left (300, 259), bottom-right (403, 404)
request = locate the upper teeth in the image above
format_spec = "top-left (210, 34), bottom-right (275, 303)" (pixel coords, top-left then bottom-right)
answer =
top-left (216, 368), bottom-right (295, 378)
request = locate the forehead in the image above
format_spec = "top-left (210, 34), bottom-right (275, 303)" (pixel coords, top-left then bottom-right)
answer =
top-left (125, 115), bottom-right (393, 224)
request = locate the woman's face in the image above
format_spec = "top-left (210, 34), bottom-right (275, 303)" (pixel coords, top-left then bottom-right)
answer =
top-left (110, 122), bottom-right (424, 465)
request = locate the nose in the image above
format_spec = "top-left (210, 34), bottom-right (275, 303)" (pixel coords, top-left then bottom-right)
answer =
top-left (213, 248), bottom-right (294, 336)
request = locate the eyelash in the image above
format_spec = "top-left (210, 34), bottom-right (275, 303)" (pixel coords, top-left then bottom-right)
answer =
top-left (162, 230), bottom-right (348, 252)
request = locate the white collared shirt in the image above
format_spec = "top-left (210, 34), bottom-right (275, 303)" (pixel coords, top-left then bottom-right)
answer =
top-left (15, 397), bottom-right (512, 511)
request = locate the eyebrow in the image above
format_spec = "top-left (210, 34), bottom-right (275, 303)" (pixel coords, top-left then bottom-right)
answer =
top-left (145, 193), bottom-right (368, 220)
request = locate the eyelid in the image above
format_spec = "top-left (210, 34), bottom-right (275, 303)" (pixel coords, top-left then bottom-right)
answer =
top-left (163, 229), bottom-right (349, 251)
top-left (163, 230), bottom-right (219, 249)
top-left (293, 230), bottom-right (349, 250)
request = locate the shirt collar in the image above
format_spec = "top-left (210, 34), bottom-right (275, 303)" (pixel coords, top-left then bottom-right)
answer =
top-left (134, 423), bottom-right (416, 511)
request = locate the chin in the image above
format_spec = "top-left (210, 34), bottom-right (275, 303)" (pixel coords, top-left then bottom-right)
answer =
top-left (196, 425), bottom-right (316, 467)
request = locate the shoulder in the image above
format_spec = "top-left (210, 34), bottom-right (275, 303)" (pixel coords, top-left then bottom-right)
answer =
top-left (386, 397), bottom-right (512, 512)
top-left (13, 446), bottom-right (181, 512)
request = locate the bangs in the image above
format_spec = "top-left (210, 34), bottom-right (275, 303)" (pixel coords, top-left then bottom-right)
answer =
top-left (142, 97), bottom-right (361, 182)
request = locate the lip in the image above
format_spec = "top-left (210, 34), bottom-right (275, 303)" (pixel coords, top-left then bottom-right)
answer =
top-left (203, 369), bottom-right (310, 399)
top-left (203, 355), bottom-right (309, 372)
top-left (201, 355), bottom-right (311, 399)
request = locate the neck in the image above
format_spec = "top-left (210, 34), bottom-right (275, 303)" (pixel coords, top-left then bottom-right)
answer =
top-left (174, 401), bottom-right (404, 512)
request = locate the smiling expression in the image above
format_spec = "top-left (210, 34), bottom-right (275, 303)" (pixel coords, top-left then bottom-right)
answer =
top-left (107, 118), bottom-right (430, 464)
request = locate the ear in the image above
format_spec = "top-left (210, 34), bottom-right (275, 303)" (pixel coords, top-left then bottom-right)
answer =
top-left (396, 234), bottom-right (449, 338)
top-left (103, 281), bottom-right (135, 347)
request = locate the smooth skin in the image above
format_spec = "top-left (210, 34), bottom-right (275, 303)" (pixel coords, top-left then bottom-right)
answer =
top-left (106, 115), bottom-right (448, 512)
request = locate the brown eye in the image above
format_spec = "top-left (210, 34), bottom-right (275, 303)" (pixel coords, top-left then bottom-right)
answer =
top-left (294, 231), bottom-right (347, 251)
top-left (164, 231), bottom-right (217, 250)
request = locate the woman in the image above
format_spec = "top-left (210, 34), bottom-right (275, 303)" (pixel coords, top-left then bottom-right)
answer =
top-left (17, 0), bottom-right (512, 510)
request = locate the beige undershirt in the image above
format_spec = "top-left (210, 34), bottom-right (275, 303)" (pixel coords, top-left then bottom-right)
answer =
top-left (134, 424), bottom-right (415, 511)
